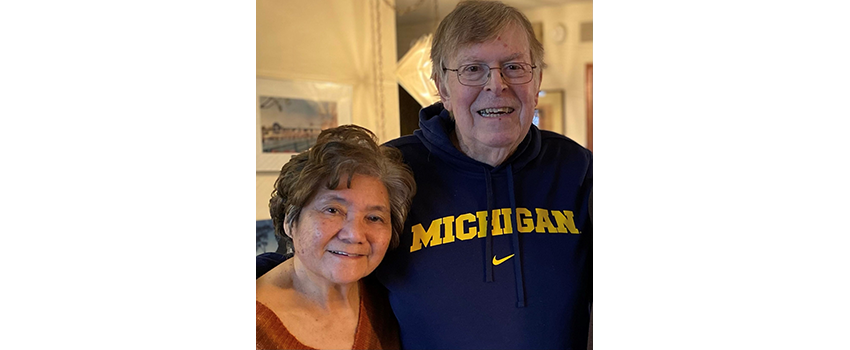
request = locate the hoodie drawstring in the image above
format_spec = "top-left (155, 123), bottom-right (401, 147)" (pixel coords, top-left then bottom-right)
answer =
top-left (483, 164), bottom-right (526, 308)
top-left (507, 164), bottom-right (526, 307)
top-left (483, 167), bottom-right (495, 283)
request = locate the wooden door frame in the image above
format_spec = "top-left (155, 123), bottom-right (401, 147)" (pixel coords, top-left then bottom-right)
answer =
top-left (586, 63), bottom-right (593, 152)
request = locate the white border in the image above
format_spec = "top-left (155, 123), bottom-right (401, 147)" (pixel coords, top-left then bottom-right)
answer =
top-left (256, 77), bottom-right (353, 172)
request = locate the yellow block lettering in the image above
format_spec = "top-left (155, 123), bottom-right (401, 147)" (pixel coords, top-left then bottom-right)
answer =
top-left (491, 209), bottom-right (504, 236)
top-left (552, 210), bottom-right (581, 234)
top-left (442, 215), bottom-right (456, 243)
top-left (409, 218), bottom-right (443, 252)
top-left (535, 208), bottom-right (558, 233)
top-left (516, 207), bottom-right (534, 233)
top-left (455, 213), bottom-right (477, 240)
top-left (476, 211), bottom-right (489, 238)
top-left (501, 208), bottom-right (513, 234)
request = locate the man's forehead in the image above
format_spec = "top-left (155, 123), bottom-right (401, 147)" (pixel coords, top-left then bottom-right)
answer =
top-left (447, 25), bottom-right (531, 64)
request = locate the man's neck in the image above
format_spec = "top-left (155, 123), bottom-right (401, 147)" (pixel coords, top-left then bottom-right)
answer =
top-left (451, 130), bottom-right (519, 167)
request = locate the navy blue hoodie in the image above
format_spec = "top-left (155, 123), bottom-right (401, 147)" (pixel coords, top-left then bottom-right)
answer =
top-left (375, 103), bottom-right (592, 349)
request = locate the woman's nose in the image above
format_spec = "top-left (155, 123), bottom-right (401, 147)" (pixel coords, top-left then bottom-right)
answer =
top-left (337, 218), bottom-right (367, 244)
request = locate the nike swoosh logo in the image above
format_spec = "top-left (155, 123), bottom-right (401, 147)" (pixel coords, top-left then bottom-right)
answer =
top-left (492, 254), bottom-right (515, 266)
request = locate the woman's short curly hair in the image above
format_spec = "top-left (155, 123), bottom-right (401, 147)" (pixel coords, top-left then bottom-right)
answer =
top-left (269, 125), bottom-right (416, 249)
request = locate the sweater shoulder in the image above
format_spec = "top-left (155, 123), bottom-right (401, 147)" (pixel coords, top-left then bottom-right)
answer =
top-left (256, 301), bottom-right (311, 349)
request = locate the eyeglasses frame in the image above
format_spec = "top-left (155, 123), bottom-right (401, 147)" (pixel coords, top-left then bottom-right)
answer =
top-left (443, 62), bottom-right (538, 87)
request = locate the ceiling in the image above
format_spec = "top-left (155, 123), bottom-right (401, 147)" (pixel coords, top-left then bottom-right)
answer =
top-left (391, 0), bottom-right (590, 26)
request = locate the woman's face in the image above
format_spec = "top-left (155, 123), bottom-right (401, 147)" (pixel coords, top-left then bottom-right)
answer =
top-left (288, 173), bottom-right (393, 286)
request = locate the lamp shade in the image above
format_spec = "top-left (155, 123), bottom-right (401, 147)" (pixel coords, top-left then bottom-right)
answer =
top-left (396, 34), bottom-right (440, 108)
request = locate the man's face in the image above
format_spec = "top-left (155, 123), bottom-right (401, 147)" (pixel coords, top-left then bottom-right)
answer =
top-left (436, 23), bottom-right (541, 161)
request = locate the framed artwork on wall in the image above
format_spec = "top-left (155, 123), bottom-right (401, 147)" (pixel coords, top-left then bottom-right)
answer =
top-left (256, 78), bottom-right (353, 172)
top-left (257, 219), bottom-right (293, 256)
top-left (586, 63), bottom-right (593, 152)
top-left (256, 219), bottom-right (278, 255)
top-left (534, 89), bottom-right (565, 135)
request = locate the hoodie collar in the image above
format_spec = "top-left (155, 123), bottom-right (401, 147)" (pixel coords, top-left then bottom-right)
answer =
top-left (414, 102), bottom-right (541, 173)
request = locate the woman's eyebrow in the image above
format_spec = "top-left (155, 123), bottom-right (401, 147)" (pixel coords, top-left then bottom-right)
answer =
top-left (316, 194), bottom-right (389, 213)
top-left (315, 194), bottom-right (348, 205)
top-left (366, 205), bottom-right (390, 213)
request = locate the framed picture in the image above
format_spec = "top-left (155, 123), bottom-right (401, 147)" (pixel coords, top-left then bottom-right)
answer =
top-left (586, 64), bottom-right (593, 152)
top-left (256, 219), bottom-right (278, 255)
top-left (257, 78), bottom-right (353, 172)
top-left (257, 219), bottom-right (293, 256)
top-left (534, 89), bottom-right (565, 135)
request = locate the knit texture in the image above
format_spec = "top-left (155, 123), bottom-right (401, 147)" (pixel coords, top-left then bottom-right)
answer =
top-left (256, 279), bottom-right (399, 350)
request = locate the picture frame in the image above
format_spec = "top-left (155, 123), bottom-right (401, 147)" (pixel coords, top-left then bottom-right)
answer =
top-left (256, 78), bottom-right (353, 172)
top-left (256, 219), bottom-right (278, 255)
top-left (586, 64), bottom-right (593, 151)
top-left (257, 219), bottom-right (293, 256)
top-left (534, 89), bottom-right (565, 135)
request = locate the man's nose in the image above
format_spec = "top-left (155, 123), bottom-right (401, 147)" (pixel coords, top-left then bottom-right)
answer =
top-left (484, 68), bottom-right (508, 92)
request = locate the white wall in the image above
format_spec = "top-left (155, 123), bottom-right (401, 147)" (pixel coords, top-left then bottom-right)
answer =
top-left (257, 0), bottom-right (399, 220)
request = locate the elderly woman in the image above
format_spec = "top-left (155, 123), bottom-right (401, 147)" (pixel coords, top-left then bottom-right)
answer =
top-left (256, 125), bottom-right (416, 350)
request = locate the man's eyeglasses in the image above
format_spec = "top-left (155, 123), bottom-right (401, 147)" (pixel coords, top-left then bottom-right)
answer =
top-left (443, 63), bottom-right (537, 87)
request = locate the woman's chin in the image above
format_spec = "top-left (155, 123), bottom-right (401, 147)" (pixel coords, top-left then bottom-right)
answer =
top-left (323, 268), bottom-right (370, 286)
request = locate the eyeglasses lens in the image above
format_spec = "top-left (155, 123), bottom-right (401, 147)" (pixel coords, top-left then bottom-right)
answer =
top-left (459, 64), bottom-right (533, 86)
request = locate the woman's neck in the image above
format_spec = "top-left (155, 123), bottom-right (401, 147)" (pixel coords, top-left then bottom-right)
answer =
top-left (257, 258), bottom-right (361, 350)
top-left (288, 258), bottom-right (360, 312)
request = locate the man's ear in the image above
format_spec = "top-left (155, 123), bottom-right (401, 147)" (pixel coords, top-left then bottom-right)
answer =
top-left (534, 71), bottom-right (543, 107)
top-left (435, 74), bottom-right (452, 111)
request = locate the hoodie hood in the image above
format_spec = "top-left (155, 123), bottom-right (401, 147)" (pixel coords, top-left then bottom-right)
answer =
top-left (414, 102), bottom-right (542, 173)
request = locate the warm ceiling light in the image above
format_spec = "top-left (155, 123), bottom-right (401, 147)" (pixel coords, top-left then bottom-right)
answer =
top-left (395, 34), bottom-right (440, 108)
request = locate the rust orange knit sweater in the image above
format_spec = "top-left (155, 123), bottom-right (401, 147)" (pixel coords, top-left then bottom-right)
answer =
top-left (256, 280), bottom-right (400, 350)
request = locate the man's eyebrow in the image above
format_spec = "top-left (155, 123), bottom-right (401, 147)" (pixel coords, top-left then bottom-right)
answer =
top-left (502, 52), bottom-right (524, 62)
top-left (457, 51), bottom-right (527, 64)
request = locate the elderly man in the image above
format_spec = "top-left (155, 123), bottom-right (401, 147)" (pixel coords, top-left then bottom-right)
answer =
top-left (374, 1), bottom-right (592, 349)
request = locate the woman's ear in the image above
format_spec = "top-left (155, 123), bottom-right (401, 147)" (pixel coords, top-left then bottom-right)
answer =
top-left (282, 215), bottom-right (293, 239)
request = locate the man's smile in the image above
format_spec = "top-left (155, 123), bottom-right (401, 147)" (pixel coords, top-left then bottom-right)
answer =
top-left (478, 107), bottom-right (515, 117)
